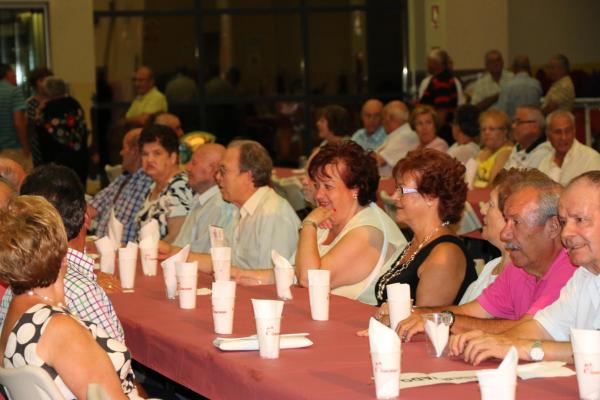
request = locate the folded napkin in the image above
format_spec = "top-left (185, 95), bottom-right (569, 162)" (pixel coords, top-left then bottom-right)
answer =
top-left (209, 225), bottom-right (226, 248)
top-left (477, 346), bottom-right (518, 400)
top-left (161, 245), bottom-right (190, 297)
top-left (386, 283), bottom-right (411, 330)
top-left (272, 249), bottom-right (294, 300)
top-left (424, 317), bottom-right (450, 357)
top-left (369, 317), bottom-right (401, 399)
top-left (139, 219), bottom-right (160, 242)
top-left (95, 236), bottom-right (117, 274)
top-left (213, 333), bottom-right (312, 351)
top-left (108, 209), bottom-right (124, 248)
top-left (369, 317), bottom-right (401, 354)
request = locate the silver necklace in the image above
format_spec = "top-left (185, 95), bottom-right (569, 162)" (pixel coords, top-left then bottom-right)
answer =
top-left (26, 290), bottom-right (65, 308)
top-left (376, 221), bottom-right (449, 302)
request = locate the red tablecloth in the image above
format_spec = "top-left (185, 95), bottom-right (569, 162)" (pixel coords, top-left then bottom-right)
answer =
top-left (108, 272), bottom-right (577, 399)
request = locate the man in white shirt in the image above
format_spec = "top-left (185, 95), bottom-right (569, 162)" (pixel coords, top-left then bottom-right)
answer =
top-left (350, 99), bottom-right (386, 151)
top-left (503, 106), bottom-right (552, 170)
top-left (471, 50), bottom-right (513, 111)
top-left (161, 140), bottom-right (300, 271)
top-left (170, 143), bottom-right (234, 253)
top-left (538, 110), bottom-right (600, 186)
top-left (373, 101), bottom-right (419, 177)
top-left (447, 171), bottom-right (600, 365)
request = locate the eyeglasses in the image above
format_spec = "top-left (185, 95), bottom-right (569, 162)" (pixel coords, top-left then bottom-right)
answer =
top-left (512, 119), bottom-right (536, 125)
top-left (395, 185), bottom-right (419, 196)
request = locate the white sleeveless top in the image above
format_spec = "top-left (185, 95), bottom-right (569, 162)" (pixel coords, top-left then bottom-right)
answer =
top-left (307, 203), bottom-right (407, 305)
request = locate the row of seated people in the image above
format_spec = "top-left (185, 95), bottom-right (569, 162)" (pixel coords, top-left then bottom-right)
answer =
top-left (0, 126), bottom-right (597, 397)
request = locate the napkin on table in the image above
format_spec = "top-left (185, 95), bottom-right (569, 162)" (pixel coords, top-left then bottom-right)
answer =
top-left (272, 249), bottom-right (295, 300)
top-left (476, 346), bottom-right (518, 400)
top-left (213, 333), bottom-right (312, 351)
top-left (108, 209), bottom-right (124, 248)
top-left (424, 318), bottom-right (450, 357)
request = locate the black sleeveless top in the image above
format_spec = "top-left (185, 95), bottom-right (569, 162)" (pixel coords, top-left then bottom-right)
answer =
top-left (375, 235), bottom-right (477, 306)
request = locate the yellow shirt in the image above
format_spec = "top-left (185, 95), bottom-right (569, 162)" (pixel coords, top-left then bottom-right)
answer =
top-left (125, 87), bottom-right (168, 118)
top-left (473, 144), bottom-right (513, 188)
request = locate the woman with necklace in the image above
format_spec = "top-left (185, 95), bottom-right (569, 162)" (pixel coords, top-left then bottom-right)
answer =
top-left (374, 148), bottom-right (477, 311)
top-left (0, 196), bottom-right (137, 399)
top-left (136, 124), bottom-right (193, 242)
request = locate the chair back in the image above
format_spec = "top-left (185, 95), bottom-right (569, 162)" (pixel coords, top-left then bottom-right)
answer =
top-left (0, 365), bottom-right (65, 400)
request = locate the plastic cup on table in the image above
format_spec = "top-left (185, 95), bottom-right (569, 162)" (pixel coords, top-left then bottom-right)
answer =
top-left (308, 269), bottom-right (330, 321)
top-left (211, 247), bottom-right (232, 281)
top-left (212, 280), bottom-right (237, 334)
top-left (118, 248), bottom-right (137, 289)
top-left (571, 328), bottom-right (600, 400)
top-left (370, 351), bottom-right (401, 399)
top-left (140, 244), bottom-right (158, 276)
top-left (176, 262), bottom-right (198, 309)
top-left (251, 299), bottom-right (284, 359)
top-left (421, 313), bottom-right (451, 358)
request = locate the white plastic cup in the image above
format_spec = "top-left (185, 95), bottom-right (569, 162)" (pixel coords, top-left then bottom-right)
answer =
top-left (177, 274), bottom-right (198, 309)
top-left (162, 263), bottom-right (177, 299)
top-left (573, 352), bottom-right (600, 400)
top-left (255, 317), bottom-right (282, 359)
top-left (422, 313), bottom-right (451, 358)
top-left (118, 248), bottom-right (137, 289)
top-left (211, 247), bottom-right (232, 281)
top-left (212, 296), bottom-right (235, 334)
top-left (309, 284), bottom-right (330, 321)
top-left (140, 245), bottom-right (158, 276)
top-left (100, 250), bottom-right (116, 274)
top-left (370, 351), bottom-right (401, 399)
top-left (274, 267), bottom-right (295, 300)
top-left (477, 368), bottom-right (516, 400)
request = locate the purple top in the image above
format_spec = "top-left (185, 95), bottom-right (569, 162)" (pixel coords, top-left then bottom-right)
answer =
top-left (477, 248), bottom-right (576, 320)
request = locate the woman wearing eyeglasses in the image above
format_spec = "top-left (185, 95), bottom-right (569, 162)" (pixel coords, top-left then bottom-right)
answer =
top-left (471, 109), bottom-right (513, 188)
top-left (374, 148), bottom-right (477, 310)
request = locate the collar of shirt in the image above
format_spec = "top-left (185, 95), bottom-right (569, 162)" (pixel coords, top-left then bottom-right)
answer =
top-left (240, 186), bottom-right (269, 219)
top-left (534, 248), bottom-right (571, 283)
top-left (66, 247), bottom-right (95, 276)
top-left (590, 269), bottom-right (600, 309)
top-left (517, 135), bottom-right (547, 154)
top-left (197, 184), bottom-right (220, 207)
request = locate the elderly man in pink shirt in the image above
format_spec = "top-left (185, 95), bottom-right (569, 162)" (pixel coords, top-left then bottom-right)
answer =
top-left (395, 173), bottom-right (576, 341)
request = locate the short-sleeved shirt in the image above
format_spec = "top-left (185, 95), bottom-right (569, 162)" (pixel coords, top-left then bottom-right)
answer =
top-left (351, 126), bottom-right (387, 151)
top-left (470, 70), bottom-right (514, 105)
top-left (541, 75), bottom-right (575, 111)
top-left (0, 80), bottom-right (26, 150)
top-left (125, 86), bottom-right (168, 119)
top-left (91, 168), bottom-right (153, 244)
top-left (538, 140), bottom-right (600, 186)
top-left (136, 172), bottom-right (194, 240)
top-left (376, 123), bottom-right (419, 177)
top-left (477, 249), bottom-right (577, 320)
top-left (534, 266), bottom-right (600, 341)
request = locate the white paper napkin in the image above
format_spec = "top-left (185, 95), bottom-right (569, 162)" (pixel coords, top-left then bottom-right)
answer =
top-left (139, 219), bottom-right (160, 241)
top-left (213, 333), bottom-right (312, 351)
top-left (251, 298), bottom-right (284, 319)
top-left (272, 250), bottom-right (294, 300)
top-left (95, 236), bottom-right (117, 274)
top-left (161, 245), bottom-right (191, 297)
top-left (424, 319), bottom-right (450, 357)
top-left (476, 346), bottom-right (518, 400)
top-left (386, 283), bottom-right (411, 330)
top-left (369, 318), bottom-right (401, 399)
top-left (108, 209), bottom-right (124, 248)
top-left (369, 317), bottom-right (401, 353)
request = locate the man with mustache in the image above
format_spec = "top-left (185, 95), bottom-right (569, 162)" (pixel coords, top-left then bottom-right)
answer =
top-left (395, 170), bottom-right (576, 341)
top-left (447, 171), bottom-right (600, 365)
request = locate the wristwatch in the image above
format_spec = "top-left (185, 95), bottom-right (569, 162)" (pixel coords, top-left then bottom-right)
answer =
top-left (441, 310), bottom-right (455, 327)
top-left (530, 340), bottom-right (544, 361)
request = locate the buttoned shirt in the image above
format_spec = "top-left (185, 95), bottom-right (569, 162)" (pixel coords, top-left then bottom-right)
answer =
top-left (477, 249), bottom-right (576, 320)
top-left (495, 71), bottom-right (542, 117)
top-left (538, 140), bottom-right (600, 186)
top-left (471, 70), bottom-right (514, 105)
top-left (503, 136), bottom-right (553, 170)
top-left (542, 75), bottom-right (575, 111)
top-left (125, 86), bottom-right (168, 119)
top-left (231, 186), bottom-right (300, 269)
top-left (173, 185), bottom-right (235, 252)
top-left (351, 126), bottom-right (387, 151)
top-left (535, 267), bottom-right (600, 341)
top-left (91, 168), bottom-right (153, 243)
top-left (376, 123), bottom-right (419, 177)
top-left (0, 248), bottom-right (125, 343)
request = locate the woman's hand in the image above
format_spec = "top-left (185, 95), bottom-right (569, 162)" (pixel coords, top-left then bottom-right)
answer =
top-left (305, 207), bottom-right (334, 229)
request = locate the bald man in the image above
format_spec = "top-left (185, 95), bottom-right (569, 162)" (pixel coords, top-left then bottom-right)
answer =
top-left (170, 143), bottom-right (235, 252)
top-left (154, 112), bottom-right (184, 138)
top-left (374, 101), bottom-right (419, 177)
top-left (351, 99), bottom-right (386, 151)
top-left (125, 66), bottom-right (168, 126)
top-left (89, 128), bottom-right (153, 242)
top-left (0, 157), bottom-right (26, 191)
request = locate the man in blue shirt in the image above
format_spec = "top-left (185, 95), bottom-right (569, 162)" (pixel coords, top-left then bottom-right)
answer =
top-left (0, 64), bottom-right (30, 170)
top-left (351, 99), bottom-right (386, 151)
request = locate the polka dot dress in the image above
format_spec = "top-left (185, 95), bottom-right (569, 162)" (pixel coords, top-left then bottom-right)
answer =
top-left (3, 304), bottom-right (135, 399)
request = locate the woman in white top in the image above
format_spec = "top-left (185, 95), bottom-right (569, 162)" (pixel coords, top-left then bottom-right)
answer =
top-left (233, 141), bottom-right (406, 305)
top-left (459, 168), bottom-right (542, 304)
top-left (410, 105), bottom-right (449, 153)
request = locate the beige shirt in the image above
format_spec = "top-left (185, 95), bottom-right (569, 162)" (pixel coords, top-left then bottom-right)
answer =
top-left (542, 75), bottom-right (575, 111)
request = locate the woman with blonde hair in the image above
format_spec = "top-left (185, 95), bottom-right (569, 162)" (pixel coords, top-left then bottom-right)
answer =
top-left (409, 105), bottom-right (449, 152)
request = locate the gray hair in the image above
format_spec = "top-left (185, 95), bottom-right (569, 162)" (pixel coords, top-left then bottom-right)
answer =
top-left (43, 76), bottom-right (68, 98)
top-left (384, 101), bottom-right (409, 122)
top-left (229, 140), bottom-right (273, 187)
top-left (511, 173), bottom-right (562, 225)
top-left (546, 110), bottom-right (575, 132)
top-left (517, 106), bottom-right (545, 131)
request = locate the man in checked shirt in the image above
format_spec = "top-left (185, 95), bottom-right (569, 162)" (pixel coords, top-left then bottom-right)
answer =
top-left (0, 164), bottom-right (125, 342)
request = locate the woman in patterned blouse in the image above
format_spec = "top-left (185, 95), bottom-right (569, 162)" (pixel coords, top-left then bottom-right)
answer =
top-left (136, 124), bottom-right (193, 242)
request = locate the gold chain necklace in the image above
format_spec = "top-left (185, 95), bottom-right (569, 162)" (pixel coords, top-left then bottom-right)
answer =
top-left (376, 221), bottom-right (449, 302)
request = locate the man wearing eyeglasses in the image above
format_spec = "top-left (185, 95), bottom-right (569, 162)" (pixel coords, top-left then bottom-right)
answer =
top-left (125, 66), bottom-right (168, 126)
top-left (503, 106), bottom-right (552, 170)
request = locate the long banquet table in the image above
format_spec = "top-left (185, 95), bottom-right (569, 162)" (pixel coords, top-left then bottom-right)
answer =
top-left (108, 272), bottom-right (578, 399)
